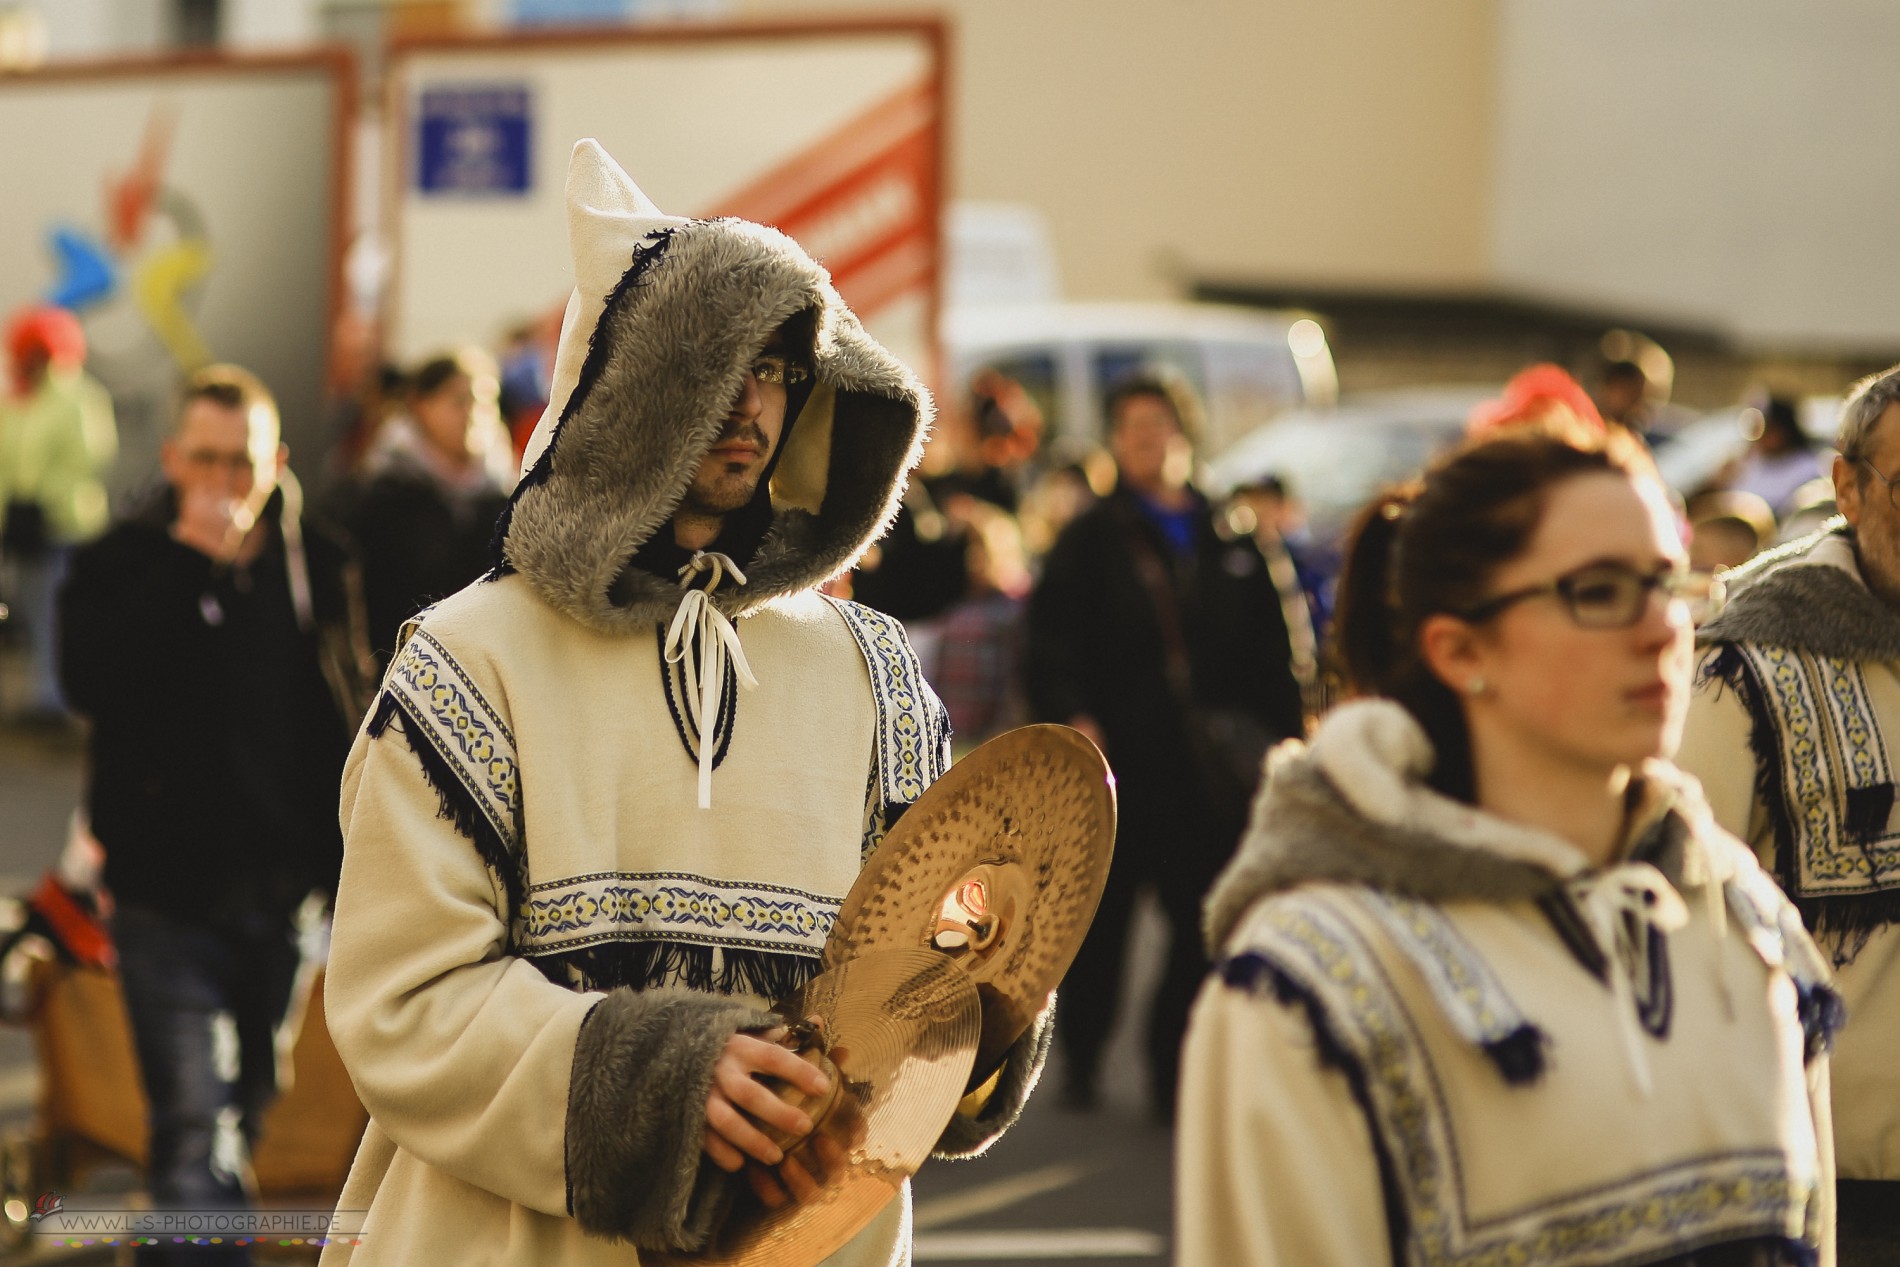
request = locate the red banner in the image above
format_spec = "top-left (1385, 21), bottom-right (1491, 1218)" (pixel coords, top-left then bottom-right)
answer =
top-left (709, 80), bottom-right (940, 322)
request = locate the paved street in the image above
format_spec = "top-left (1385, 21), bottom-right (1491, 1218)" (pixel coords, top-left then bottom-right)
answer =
top-left (0, 720), bottom-right (1176, 1265)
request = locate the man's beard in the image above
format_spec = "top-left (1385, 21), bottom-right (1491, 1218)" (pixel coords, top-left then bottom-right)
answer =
top-left (679, 471), bottom-right (763, 517)
top-left (679, 422), bottom-right (770, 516)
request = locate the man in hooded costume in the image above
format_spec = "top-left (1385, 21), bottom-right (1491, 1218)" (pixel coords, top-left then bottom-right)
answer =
top-left (319, 140), bottom-right (1049, 1267)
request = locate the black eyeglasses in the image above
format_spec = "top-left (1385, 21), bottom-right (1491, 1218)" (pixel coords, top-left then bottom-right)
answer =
top-left (1456, 561), bottom-right (1725, 629)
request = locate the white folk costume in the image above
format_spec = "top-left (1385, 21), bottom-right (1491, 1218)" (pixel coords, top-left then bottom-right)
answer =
top-left (1680, 520), bottom-right (1900, 1182)
top-left (320, 141), bottom-right (1048, 1267)
top-left (1180, 700), bottom-right (1838, 1267)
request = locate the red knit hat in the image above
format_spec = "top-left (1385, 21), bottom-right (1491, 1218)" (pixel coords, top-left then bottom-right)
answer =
top-left (6, 306), bottom-right (87, 394)
top-left (1467, 363), bottom-right (1605, 436)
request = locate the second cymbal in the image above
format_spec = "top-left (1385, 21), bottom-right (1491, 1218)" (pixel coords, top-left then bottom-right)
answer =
top-left (824, 724), bottom-right (1117, 1079)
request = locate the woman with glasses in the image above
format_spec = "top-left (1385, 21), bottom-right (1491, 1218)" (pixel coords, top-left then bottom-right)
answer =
top-left (1176, 419), bottom-right (1837, 1266)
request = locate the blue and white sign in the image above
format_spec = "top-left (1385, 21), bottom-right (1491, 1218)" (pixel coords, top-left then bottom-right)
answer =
top-left (416, 85), bottom-right (532, 196)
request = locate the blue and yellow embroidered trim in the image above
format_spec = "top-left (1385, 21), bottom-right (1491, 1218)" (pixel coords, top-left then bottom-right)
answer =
top-left (1740, 644), bottom-right (1900, 895)
top-left (1357, 893), bottom-right (1537, 1057)
top-left (826, 596), bottom-right (952, 858)
top-left (382, 627), bottom-right (522, 852)
top-left (1231, 891), bottom-right (1816, 1266)
top-left (514, 870), bottom-right (840, 955)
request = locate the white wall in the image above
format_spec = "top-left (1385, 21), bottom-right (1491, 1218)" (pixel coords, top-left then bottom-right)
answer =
top-left (734, 0), bottom-right (1501, 302)
top-left (1493, 0), bottom-right (1900, 352)
top-left (30, 0), bottom-right (166, 57)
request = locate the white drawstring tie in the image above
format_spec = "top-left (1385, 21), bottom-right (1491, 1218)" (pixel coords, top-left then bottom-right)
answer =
top-left (1567, 862), bottom-right (1688, 1097)
top-left (662, 551), bottom-right (758, 809)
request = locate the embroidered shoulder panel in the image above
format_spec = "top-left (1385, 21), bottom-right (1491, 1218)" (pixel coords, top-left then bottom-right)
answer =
top-left (515, 870), bottom-right (841, 957)
top-left (825, 597), bottom-right (953, 857)
top-left (1735, 643), bottom-right (1900, 895)
top-left (1226, 890), bottom-right (1817, 1267)
top-left (1355, 893), bottom-right (1537, 1055)
top-left (383, 626), bottom-right (522, 852)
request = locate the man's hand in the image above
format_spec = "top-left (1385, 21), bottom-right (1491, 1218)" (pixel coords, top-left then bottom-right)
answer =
top-left (170, 487), bottom-right (254, 563)
top-left (703, 1029), bottom-right (832, 1173)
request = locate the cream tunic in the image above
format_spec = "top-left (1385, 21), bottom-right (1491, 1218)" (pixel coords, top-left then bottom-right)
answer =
top-left (1180, 880), bottom-right (1834, 1267)
top-left (1680, 655), bottom-right (1900, 1180)
top-left (320, 575), bottom-right (921, 1266)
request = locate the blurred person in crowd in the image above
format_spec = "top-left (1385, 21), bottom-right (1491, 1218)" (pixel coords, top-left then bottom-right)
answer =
top-left (935, 368), bottom-right (1045, 514)
top-left (497, 315), bottom-right (555, 458)
top-left (58, 364), bottom-right (371, 1267)
top-left (1026, 367), bottom-right (1304, 1117)
top-left (338, 351), bottom-right (514, 665)
top-left (1678, 362), bottom-right (1900, 1264)
top-left (850, 476), bottom-right (969, 621)
top-left (318, 142), bottom-right (1044, 1266)
top-left (1777, 476), bottom-right (1839, 545)
top-left (1227, 475), bottom-right (1322, 715)
top-left (934, 501), bottom-right (1031, 753)
top-left (1181, 420), bottom-right (1832, 1266)
top-left (1685, 489), bottom-right (1775, 573)
top-left (1596, 358), bottom-right (1657, 438)
top-left (1016, 459), bottom-right (1102, 559)
top-left (1470, 362), bottom-right (1606, 438)
top-left (1727, 397), bottom-right (1824, 518)
top-left (0, 305), bottom-right (116, 722)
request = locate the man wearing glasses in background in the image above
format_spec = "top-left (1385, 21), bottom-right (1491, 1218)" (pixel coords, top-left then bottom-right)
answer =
top-left (1678, 363), bottom-right (1900, 1266)
top-left (58, 364), bottom-right (370, 1266)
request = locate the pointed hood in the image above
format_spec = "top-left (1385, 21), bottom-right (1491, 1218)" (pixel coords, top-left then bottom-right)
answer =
top-left (494, 139), bottom-right (932, 633)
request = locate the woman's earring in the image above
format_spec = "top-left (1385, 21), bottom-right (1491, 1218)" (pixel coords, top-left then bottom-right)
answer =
top-left (1466, 676), bottom-right (1488, 696)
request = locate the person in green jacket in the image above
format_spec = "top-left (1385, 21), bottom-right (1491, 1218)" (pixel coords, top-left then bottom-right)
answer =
top-left (0, 305), bottom-right (117, 721)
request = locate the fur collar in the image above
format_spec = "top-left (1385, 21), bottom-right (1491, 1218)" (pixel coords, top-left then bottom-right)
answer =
top-left (495, 218), bottom-right (929, 634)
top-left (1203, 700), bottom-right (1721, 952)
top-left (1698, 518), bottom-right (1900, 661)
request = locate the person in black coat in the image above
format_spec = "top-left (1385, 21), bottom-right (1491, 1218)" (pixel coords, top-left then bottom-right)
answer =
top-left (58, 365), bottom-right (371, 1266)
top-left (1025, 368), bottom-right (1304, 1118)
top-left (339, 353), bottom-right (513, 665)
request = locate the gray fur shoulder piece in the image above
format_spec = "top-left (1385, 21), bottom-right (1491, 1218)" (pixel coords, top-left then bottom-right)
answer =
top-left (565, 986), bottom-right (775, 1250)
top-left (932, 995), bottom-right (1054, 1160)
top-left (499, 218), bottom-right (929, 634)
top-left (1202, 700), bottom-right (1714, 954)
top-left (1697, 518), bottom-right (1900, 661)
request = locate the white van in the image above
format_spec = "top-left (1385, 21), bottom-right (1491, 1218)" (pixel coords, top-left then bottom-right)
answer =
top-left (942, 301), bottom-right (1338, 461)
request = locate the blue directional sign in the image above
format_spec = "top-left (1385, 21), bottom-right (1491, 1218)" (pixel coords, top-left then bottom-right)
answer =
top-left (416, 85), bottom-right (532, 196)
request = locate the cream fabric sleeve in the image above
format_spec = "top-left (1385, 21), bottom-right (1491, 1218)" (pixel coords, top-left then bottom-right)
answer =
top-left (325, 725), bottom-right (599, 1216)
top-left (1677, 651), bottom-right (1773, 857)
top-left (1810, 1055), bottom-right (1838, 1267)
top-left (1175, 973), bottom-right (1390, 1267)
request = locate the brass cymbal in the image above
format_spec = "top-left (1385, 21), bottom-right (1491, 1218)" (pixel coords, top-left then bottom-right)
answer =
top-left (659, 948), bottom-right (981, 1267)
top-left (824, 724), bottom-right (1117, 1079)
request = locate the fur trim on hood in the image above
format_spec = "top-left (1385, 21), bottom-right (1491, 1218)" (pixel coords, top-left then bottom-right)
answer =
top-left (493, 140), bottom-right (931, 634)
top-left (1697, 517), bottom-right (1900, 661)
top-left (1203, 699), bottom-right (1720, 953)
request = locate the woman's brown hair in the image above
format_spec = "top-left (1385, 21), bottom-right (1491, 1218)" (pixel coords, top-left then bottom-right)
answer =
top-left (1332, 419), bottom-right (1655, 801)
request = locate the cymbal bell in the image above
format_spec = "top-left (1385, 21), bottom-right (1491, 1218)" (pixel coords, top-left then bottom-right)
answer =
top-left (655, 948), bottom-right (981, 1267)
top-left (824, 724), bottom-right (1116, 1079)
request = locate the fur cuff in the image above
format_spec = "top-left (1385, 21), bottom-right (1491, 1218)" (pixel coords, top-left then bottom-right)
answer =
top-left (931, 996), bottom-right (1054, 1160)
top-left (566, 987), bottom-right (776, 1249)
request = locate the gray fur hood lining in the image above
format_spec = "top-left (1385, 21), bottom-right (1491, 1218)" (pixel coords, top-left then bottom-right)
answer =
top-left (1696, 518), bottom-right (1900, 661)
top-left (1203, 699), bottom-right (1715, 954)
top-left (499, 218), bottom-right (930, 634)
